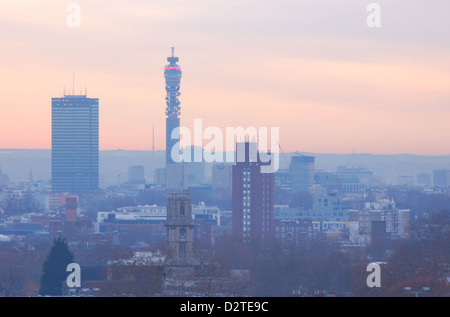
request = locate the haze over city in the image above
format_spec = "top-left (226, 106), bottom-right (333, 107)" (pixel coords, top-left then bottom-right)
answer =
top-left (0, 0), bottom-right (449, 301)
top-left (1, 0), bottom-right (450, 154)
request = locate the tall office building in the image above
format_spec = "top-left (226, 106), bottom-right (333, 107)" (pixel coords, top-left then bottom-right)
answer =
top-left (52, 94), bottom-right (99, 194)
top-left (290, 155), bottom-right (315, 192)
top-left (232, 142), bottom-right (274, 244)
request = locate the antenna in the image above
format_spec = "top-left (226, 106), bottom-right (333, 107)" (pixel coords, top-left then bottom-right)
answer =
top-left (277, 141), bottom-right (291, 171)
top-left (63, 85), bottom-right (66, 96)
top-left (171, 47), bottom-right (175, 57)
top-left (85, 84), bottom-right (87, 96)
top-left (348, 148), bottom-right (355, 168)
top-left (152, 123), bottom-right (155, 152)
top-left (72, 72), bottom-right (75, 95)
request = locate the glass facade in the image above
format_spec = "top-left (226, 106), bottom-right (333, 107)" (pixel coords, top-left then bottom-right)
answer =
top-left (290, 155), bottom-right (315, 192)
top-left (51, 95), bottom-right (99, 194)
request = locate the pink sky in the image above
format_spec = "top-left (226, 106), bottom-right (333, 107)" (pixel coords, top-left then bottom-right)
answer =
top-left (0, 0), bottom-right (449, 155)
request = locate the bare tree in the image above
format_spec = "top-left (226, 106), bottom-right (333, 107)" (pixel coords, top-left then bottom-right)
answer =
top-left (0, 249), bottom-right (25, 296)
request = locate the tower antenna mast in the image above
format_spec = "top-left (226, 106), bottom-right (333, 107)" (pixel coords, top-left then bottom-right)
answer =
top-left (152, 123), bottom-right (155, 152)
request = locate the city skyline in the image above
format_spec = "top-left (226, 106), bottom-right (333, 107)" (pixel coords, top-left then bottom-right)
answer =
top-left (1, 1), bottom-right (450, 155)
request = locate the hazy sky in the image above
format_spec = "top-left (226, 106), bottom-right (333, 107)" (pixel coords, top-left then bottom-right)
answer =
top-left (0, 0), bottom-right (449, 154)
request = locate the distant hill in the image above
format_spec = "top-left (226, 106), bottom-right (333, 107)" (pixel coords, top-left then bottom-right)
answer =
top-left (1, 149), bottom-right (449, 186)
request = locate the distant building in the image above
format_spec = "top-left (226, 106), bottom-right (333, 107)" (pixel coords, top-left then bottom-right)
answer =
top-left (298, 209), bottom-right (350, 222)
top-left (313, 191), bottom-right (345, 210)
top-left (97, 202), bottom-right (223, 246)
top-left (187, 162), bottom-right (205, 185)
top-left (381, 207), bottom-right (410, 239)
top-left (48, 193), bottom-right (78, 213)
top-left (188, 185), bottom-right (212, 205)
top-left (314, 171), bottom-right (339, 192)
top-left (51, 94), bottom-right (99, 194)
top-left (0, 221), bottom-right (45, 236)
top-left (185, 146), bottom-right (206, 185)
top-left (212, 163), bottom-right (232, 210)
top-left (336, 166), bottom-right (374, 187)
top-left (128, 165), bottom-right (145, 184)
top-left (350, 199), bottom-right (410, 241)
top-left (62, 217), bottom-right (94, 241)
top-left (154, 168), bottom-right (166, 187)
top-left (274, 204), bottom-right (349, 223)
top-left (65, 196), bottom-right (77, 222)
top-left (97, 205), bottom-right (167, 241)
top-left (311, 221), bottom-right (349, 241)
top-left (397, 175), bottom-right (415, 187)
top-left (192, 202), bottom-right (221, 226)
top-left (232, 142), bottom-right (274, 244)
top-left (274, 220), bottom-right (313, 244)
top-left (290, 155), bottom-right (314, 192)
top-left (0, 166), bottom-right (9, 187)
top-left (193, 219), bottom-right (213, 248)
top-left (433, 169), bottom-right (450, 188)
top-left (417, 173), bottom-right (431, 186)
top-left (166, 163), bottom-right (188, 190)
top-left (49, 219), bottom-right (63, 238)
top-left (274, 169), bottom-right (291, 190)
top-left (274, 205), bottom-right (302, 221)
top-left (315, 169), bottom-right (367, 193)
top-left (212, 163), bottom-right (232, 191)
top-left (35, 210), bottom-right (93, 240)
top-left (312, 221), bottom-right (348, 233)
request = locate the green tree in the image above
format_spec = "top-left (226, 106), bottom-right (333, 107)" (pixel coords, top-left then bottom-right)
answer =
top-left (39, 237), bottom-right (74, 296)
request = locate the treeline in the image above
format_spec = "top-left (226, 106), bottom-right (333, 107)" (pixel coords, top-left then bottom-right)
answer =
top-left (213, 210), bottom-right (449, 297)
top-left (388, 188), bottom-right (450, 216)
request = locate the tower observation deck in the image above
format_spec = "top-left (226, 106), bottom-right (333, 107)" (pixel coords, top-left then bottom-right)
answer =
top-left (165, 47), bottom-right (182, 119)
top-left (165, 47), bottom-right (182, 165)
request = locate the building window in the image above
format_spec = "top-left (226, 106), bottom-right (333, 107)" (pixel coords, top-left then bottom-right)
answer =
top-left (179, 228), bottom-right (186, 240)
top-left (179, 242), bottom-right (186, 258)
top-left (180, 202), bottom-right (185, 216)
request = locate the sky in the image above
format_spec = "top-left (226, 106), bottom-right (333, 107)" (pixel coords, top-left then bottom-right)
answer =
top-left (0, 0), bottom-right (449, 155)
